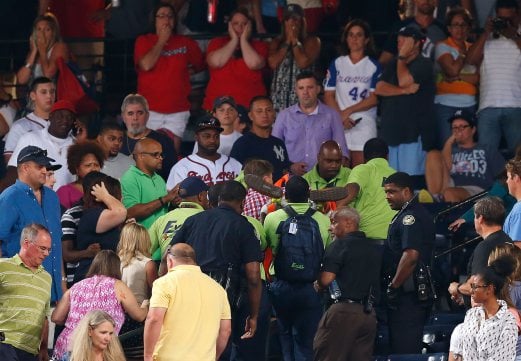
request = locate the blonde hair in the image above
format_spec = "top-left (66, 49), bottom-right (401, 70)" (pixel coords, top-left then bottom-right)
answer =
top-left (69, 310), bottom-right (125, 361)
top-left (117, 223), bottom-right (152, 268)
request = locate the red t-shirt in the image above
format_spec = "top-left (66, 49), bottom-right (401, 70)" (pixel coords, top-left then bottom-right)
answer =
top-left (49, 0), bottom-right (105, 38)
top-left (203, 37), bottom-right (268, 110)
top-left (135, 34), bottom-right (204, 114)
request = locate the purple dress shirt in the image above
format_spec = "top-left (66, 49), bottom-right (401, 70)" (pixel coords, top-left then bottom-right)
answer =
top-left (272, 101), bottom-right (349, 170)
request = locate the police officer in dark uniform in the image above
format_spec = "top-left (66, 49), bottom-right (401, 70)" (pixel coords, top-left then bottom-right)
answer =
top-left (169, 180), bottom-right (265, 361)
top-left (382, 172), bottom-right (435, 354)
top-left (313, 206), bottom-right (381, 361)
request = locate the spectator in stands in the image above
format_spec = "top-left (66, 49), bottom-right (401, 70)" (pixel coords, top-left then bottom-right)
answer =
top-left (231, 96), bottom-right (303, 181)
top-left (434, 7), bottom-right (478, 148)
top-left (120, 94), bottom-right (177, 181)
top-left (117, 222), bottom-right (157, 356)
top-left (264, 176), bottom-right (331, 361)
top-left (375, 27), bottom-right (436, 177)
top-left (504, 159), bottom-right (521, 243)
top-left (65, 310), bottom-right (126, 361)
top-left (44, 163), bottom-right (61, 189)
top-left (466, 0), bottom-right (521, 155)
top-left (448, 197), bottom-right (511, 305)
top-left (337, 138), bottom-right (396, 240)
top-left (379, 0), bottom-right (447, 66)
top-left (0, 223), bottom-right (52, 361)
top-left (324, 19), bottom-right (381, 167)
top-left (5, 99), bottom-right (76, 190)
top-left (16, 13), bottom-right (69, 86)
top-left (286, 0), bottom-right (324, 33)
top-left (122, 138), bottom-right (179, 230)
top-left (56, 142), bottom-right (104, 209)
top-left (4, 77), bottom-right (55, 164)
top-left (51, 250), bottom-right (148, 360)
top-left (167, 117), bottom-right (242, 189)
top-left (60, 172), bottom-right (107, 288)
top-left (303, 140), bottom-right (351, 191)
top-left (0, 74), bottom-right (17, 141)
top-left (74, 175), bottom-right (126, 282)
top-left (118, 222), bottom-right (157, 305)
top-left (0, 146), bottom-right (64, 302)
top-left (135, 2), bottom-right (204, 154)
top-left (449, 256), bottom-right (517, 360)
top-left (273, 71), bottom-right (349, 173)
top-left (193, 96), bottom-right (243, 156)
top-left (268, 4), bottom-right (321, 112)
top-left (96, 120), bottom-right (134, 179)
top-left (425, 109), bottom-right (505, 202)
top-left (144, 243), bottom-right (232, 361)
top-left (148, 176), bottom-right (209, 261)
top-left (243, 159), bottom-right (274, 221)
top-left (203, 8), bottom-right (268, 109)
top-left (46, 0), bottom-right (107, 86)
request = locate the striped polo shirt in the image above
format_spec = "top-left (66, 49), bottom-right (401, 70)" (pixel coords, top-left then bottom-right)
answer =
top-left (0, 254), bottom-right (51, 355)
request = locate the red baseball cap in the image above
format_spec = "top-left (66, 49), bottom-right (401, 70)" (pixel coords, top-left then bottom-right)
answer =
top-left (51, 100), bottom-right (77, 115)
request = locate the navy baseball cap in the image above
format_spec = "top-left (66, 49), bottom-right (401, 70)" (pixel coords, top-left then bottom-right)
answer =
top-left (397, 26), bottom-right (426, 42)
top-left (213, 96), bottom-right (237, 110)
top-left (17, 146), bottom-right (55, 166)
top-left (178, 176), bottom-right (209, 198)
top-left (447, 109), bottom-right (477, 127)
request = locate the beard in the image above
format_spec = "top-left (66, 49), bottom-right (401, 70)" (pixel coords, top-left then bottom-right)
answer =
top-left (127, 125), bottom-right (147, 137)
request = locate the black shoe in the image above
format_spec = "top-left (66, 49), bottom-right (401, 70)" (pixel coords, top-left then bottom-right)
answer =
top-left (309, 187), bottom-right (348, 202)
top-left (244, 174), bottom-right (283, 198)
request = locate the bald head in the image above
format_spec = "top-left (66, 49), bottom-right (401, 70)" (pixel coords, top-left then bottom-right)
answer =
top-left (317, 141), bottom-right (343, 181)
top-left (134, 138), bottom-right (161, 155)
top-left (167, 243), bottom-right (197, 268)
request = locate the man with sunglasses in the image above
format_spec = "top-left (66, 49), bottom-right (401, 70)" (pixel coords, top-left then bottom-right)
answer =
top-left (0, 224), bottom-right (53, 361)
top-left (0, 146), bottom-right (64, 303)
top-left (121, 138), bottom-right (179, 232)
top-left (166, 116), bottom-right (242, 189)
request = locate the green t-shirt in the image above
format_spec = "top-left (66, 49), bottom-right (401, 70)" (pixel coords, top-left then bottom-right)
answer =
top-left (303, 165), bottom-right (351, 190)
top-left (148, 202), bottom-right (205, 260)
top-left (264, 203), bottom-right (332, 255)
top-left (347, 158), bottom-right (397, 239)
top-left (121, 166), bottom-right (168, 230)
top-left (0, 255), bottom-right (51, 355)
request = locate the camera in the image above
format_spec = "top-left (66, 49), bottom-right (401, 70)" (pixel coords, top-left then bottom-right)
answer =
top-left (492, 17), bottom-right (509, 38)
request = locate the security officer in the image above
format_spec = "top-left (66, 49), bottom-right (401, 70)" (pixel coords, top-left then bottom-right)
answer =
top-left (313, 206), bottom-right (381, 361)
top-left (382, 172), bottom-right (435, 354)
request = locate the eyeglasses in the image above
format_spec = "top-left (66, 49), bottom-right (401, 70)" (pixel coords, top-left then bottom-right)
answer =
top-left (470, 283), bottom-right (489, 290)
top-left (452, 125), bottom-right (471, 131)
top-left (140, 152), bottom-right (164, 159)
top-left (156, 14), bottom-right (173, 19)
top-left (27, 240), bottom-right (51, 254)
top-left (18, 149), bottom-right (47, 163)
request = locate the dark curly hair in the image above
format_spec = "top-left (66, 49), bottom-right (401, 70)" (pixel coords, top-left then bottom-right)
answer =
top-left (66, 141), bottom-right (105, 176)
top-left (479, 255), bottom-right (516, 298)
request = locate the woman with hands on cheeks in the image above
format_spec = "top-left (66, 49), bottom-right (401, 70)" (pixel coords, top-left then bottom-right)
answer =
top-left (17, 13), bottom-right (69, 86)
top-left (203, 8), bottom-right (268, 109)
top-left (268, 4), bottom-right (320, 112)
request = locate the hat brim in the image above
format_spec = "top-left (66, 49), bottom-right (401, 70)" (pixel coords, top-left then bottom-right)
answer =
top-left (196, 126), bottom-right (224, 133)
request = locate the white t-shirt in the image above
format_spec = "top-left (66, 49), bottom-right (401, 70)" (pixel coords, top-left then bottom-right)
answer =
top-left (8, 129), bottom-right (75, 189)
top-left (192, 131), bottom-right (242, 156)
top-left (102, 152), bottom-right (135, 180)
top-left (4, 112), bottom-right (48, 155)
top-left (166, 153), bottom-right (242, 190)
top-left (479, 35), bottom-right (521, 111)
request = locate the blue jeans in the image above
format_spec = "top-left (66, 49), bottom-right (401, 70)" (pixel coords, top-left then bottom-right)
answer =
top-left (269, 280), bottom-right (323, 361)
top-left (435, 103), bottom-right (476, 149)
top-left (477, 107), bottom-right (521, 154)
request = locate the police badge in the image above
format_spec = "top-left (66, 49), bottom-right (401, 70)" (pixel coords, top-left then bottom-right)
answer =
top-left (402, 215), bottom-right (415, 225)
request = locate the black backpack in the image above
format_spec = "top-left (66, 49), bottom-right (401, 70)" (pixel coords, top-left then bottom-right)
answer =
top-left (274, 206), bottom-right (324, 282)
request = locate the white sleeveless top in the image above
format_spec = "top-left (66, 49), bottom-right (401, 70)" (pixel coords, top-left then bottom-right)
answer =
top-left (121, 254), bottom-right (151, 305)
